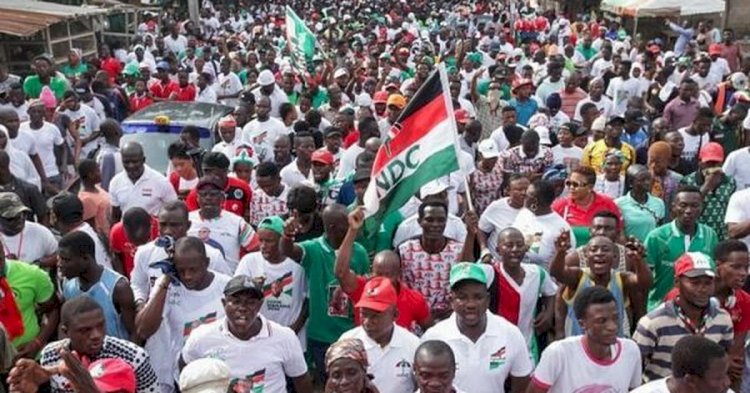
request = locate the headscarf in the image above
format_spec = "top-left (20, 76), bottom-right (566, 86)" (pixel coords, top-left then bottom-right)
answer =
top-left (232, 146), bottom-right (258, 169)
top-left (39, 87), bottom-right (57, 109)
top-left (647, 141), bottom-right (671, 161)
top-left (603, 149), bottom-right (625, 168)
top-left (543, 164), bottom-right (568, 182)
top-left (325, 338), bottom-right (369, 371)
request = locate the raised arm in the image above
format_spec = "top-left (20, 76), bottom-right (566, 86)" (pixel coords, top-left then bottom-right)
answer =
top-left (280, 214), bottom-right (304, 262)
top-left (621, 236), bottom-right (653, 292)
top-left (550, 231), bottom-right (582, 287)
top-left (335, 207), bottom-right (365, 293)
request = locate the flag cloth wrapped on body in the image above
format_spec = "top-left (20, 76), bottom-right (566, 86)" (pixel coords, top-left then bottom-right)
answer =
top-left (363, 64), bottom-right (461, 233)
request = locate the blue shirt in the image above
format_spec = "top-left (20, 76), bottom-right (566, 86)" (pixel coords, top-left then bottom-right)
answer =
top-left (509, 98), bottom-right (539, 127)
top-left (668, 22), bottom-right (695, 56)
top-left (621, 128), bottom-right (649, 149)
top-left (63, 267), bottom-right (129, 340)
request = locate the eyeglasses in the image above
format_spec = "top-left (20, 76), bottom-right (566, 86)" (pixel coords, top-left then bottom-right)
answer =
top-left (565, 180), bottom-right (588, 189)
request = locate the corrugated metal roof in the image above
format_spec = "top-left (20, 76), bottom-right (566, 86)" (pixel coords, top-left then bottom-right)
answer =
top-left (0, 0), bottom-right (109, 37)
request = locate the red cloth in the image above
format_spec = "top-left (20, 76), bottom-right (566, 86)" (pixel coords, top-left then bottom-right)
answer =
top-left (129, 95), bottom-right (153, 112)
top-left (551, 192), bottom-right (624, 230)
top-left (347, 276), bottom-right (430, 333)
top-left (343, 130), bottom-right (359, 149)
top-left (495, 265), bottom-right (521, 325)
top-left (109, 218), bottom-right (159, 278)
top-left (727, 289), bottom-right (750, 334)
top-left (100, 57), bottom-right (122, 80)
top-left (173, 84), bottom-right (197, 102)
top-left (185, 177), bottom-right (252, 218)
top-left (149, 80), bottom-right (179, 99)
top-left (0, 277), bottom-right (24, 340)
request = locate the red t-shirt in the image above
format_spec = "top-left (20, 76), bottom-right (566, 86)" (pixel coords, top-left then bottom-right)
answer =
top-left (343, 130), bottom-right (359, 149)
top-left (346, 276), bottom-right (430, 333)
top-left (173, 84), bottom-right (197, 102)
top-left (552, 192), bottom-right (623, 229)
top-left (129, 95), bottom-right (153, 112)
top-left (149, 80), bottom-right (179, 99)
top-left (109, 217), bottom-right (159, 278)
top-left (725, 289), bottom-right (750, 334)
top-left (185, 177), bottom-right (252, 218)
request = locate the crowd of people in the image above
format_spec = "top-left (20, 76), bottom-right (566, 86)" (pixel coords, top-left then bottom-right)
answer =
top-left (0, 0), bottom-right (749, 392)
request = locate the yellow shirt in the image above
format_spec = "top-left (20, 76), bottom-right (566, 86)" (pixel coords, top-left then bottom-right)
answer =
top-left (581, 140), bottom-right (635, 174)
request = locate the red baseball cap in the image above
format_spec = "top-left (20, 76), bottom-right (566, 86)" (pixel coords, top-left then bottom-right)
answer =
top-left (311, 149), bottom-right (335, 165)
top-left (674, 252), bottom-right (715, 278)
top-left (355, 277), bottom-right (398, 312)
top-left (699, 142), bottom-right (724, 163)
top-left (454, 109), bottom-right (470, 124)
top-left (373, 91), bottom-right (389, 104)
top-left (709, 43), bottom-right (722, 56)
top-left (512, 78), bottom-right (534, 92)
top-left (89, 358), bottom-right (136, 393)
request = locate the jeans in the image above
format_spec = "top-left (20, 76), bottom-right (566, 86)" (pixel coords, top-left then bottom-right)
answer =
top-left (308, 339), bottom-right (331, 385)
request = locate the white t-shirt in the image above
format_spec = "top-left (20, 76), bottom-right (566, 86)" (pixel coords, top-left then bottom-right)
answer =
top-left (214, 72), bottom-right (243, 98)
top-left (337, 144), bottom-right (365, 179)
top-left (0, 221), bottom-right (57, 263)
top-left (340, 325), bottom-right (420, 393)
top-left (187, 210), bottom-right (256, 273)
top-left (252, 87), bottom-right (290, 119)
top-left (606, 77), bottom-right (642, 116)
top-left (10, 128), bottom-right (37, 157)
top-left (235, 252), bottom-right (307, 347)
top-left (164, 34), bottom-right (188, 55)
top-left (19, 121), bottom-right (64, 177)
top-left (511, 209), bottom-right (575, 269)
top-left (630, 377), bottom-right (734, 393)
top-left (489, 127), bottom-right (511, 153)
top-left (725, 188), bottom-right (750, 249)
top-left (421, 312), bottom-right (533, 393)
top-left (160, 273), bottom-right (230, 382)
top-left (531, 336), bottom-right (642, 393)
top-left (551, 145), bottom-right (583, 169)
top-left (182, 316), bottom-right (308, 393)
top-left (108, 165), bottom-right (178, 216)
top-left (130, 240), bottom-right (231, 303)
top-left (392, 213), bottom-right (467, 248)
top-left (494, 263), bottom-right (557, 351)
top-left (590, 58), bottom-right (614, 79)
top-left (723, 147), bottom-right (750, 190)
top-left (279, 160), bottom-right (314, 189)
top-left (573, 96), bottom-right (614, 121)
top-left (677, 127), bottom-right (710, 164)
top-left (479, 198), bottom-right (523, 255)
top-left (241, 117), bottom-right (287, 149)
top-left (60, 104), bottom-right (101, 159)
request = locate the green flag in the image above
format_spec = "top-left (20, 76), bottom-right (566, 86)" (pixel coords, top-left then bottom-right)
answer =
top-left (285, 6), bottom-right (317, 73)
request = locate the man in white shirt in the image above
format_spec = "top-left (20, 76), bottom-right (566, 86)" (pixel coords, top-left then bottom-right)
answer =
top-left (631, 335), bottom-right (732, 393)
top-left (187, 176), bottom-right (257, 272)
top-left (413, 340), bottom-right (467, 393)
top-left (135, 236), bottom-right (231, 389)
top-left (214, 58), bottom-right (243, 105)
top-left (573, 78), bottom-right (614, 121)
top-left (421, 263), bottom-right (533, 393)
top-left (109, 141), bottom-right (178, 222)
top-left (392, 185), bottom-right (467, 247)
top-left (59, 90), bottom-right (101, 160)
top-left (20, 103), bottom-right (65, 188)
top-left (606, 60), bottom-right (642, 116)
top-left (527, 286), bottom-right (642, 393)
top-left (164, 24), bottom-right (188, 55)
top-left (708, 44), bottom-right (732, 84)
top-left (242, 96), bottom-right (287, 160)
top-left (0, 193), bottom-right (57, 267)
top-left (180, 274), bottom-right (314, 393)
top-left (336, 117), bottom-right (379, 179)
top-left (725, 187), bottom-right (750, 249)
top-left (479, 175), bottom-right (530, 255)
top-left (253, 70), bottom-right (290, 119)
top-left (212, 115), bottom-right (244, 161)
top-left (723, 146), bottom-right (750, 190)
top-left (280, 132), bottom-right (315, 188)
top-left (340, 277), bottom-right (420, 393)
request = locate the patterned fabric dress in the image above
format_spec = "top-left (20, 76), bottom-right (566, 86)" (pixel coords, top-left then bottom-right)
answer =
top-left (680, 172), bottom-right (736, 240)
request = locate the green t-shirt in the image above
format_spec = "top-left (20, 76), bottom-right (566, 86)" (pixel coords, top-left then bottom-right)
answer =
top-left (350, 207), bottom-right (403, 257)
top-left (477, 81), bottom-right (512, 100)
top-left (6, 260), bottom-right (54, 347)
top-left (59, 63), bottom-right (88, 80)
top-left (22, 75), bottom-right (70, 100)
top-left (311, 88), bottom-right (329, 109)
top-left (287, 91), bottom-right (300, 106)
top-left (644, 221), bottom-right (718, 311)
top-left (300, 236), bottom-right (370, 343)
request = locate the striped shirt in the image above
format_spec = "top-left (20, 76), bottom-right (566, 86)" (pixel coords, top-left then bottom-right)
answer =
top-left (633, 300), bottom-right (733, 382)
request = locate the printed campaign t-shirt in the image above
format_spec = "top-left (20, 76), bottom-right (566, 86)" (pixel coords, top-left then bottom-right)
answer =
top-left (398, 238), bottom-right (464, 315)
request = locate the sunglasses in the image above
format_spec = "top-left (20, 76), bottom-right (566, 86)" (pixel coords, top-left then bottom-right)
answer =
top-left (565, 180), bottom-right (589, 189)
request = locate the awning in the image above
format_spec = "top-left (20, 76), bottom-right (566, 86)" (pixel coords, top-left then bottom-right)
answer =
top-left (0, 0), bottom-right (109, 37)
top-left (602, 0), bottom-right (725, 17)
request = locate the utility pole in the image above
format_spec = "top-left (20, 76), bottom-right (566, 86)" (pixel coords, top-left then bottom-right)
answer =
top-left (188, 0), bottom-right (199, 24)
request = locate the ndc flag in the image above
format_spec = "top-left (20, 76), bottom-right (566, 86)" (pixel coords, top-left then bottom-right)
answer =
top-left (363, 64), bottom-right (460, 233)
top-left (285, 6), bottom-right (317, 72)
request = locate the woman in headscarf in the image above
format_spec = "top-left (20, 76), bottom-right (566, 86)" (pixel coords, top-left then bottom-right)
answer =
top-left (647, 141), bottom-right (682, 221)
top-left (594, 150), bottom-right (626, 199)
top-left (325, 338), bottom-right (379, 393)
top-left (0, 125), bottom-right (41, 190)
top-left (59, 49), bottom-right (88, 81)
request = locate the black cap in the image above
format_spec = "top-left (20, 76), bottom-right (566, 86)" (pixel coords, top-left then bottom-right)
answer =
top-left (353, 167), bottom-right (371, 182)
top-left (624, 109), bottom-right (648, 125)
top-left (224, 275), bottom-right (264, 298)
top-left (560, 121), bottom-right (584, 136)
top-left (607, 116), bottom-right (626, 126)
top-left (48, 192), bottom-right (83, 224)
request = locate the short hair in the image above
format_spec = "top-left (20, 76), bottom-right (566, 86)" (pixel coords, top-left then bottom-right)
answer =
top-left (167, 142), bottom-right (191, 160)
top-left (287, 185), bottom-right (318, 214)
top-left (174, 236), bottom-right (206, 257)
top-left (573, 286), bottom-right (616, 320)
top-left (531, 179), bottom-right (555, 207)
top-left (625, 164), bottom-right (648, 190)
top-left (255, 161), bottom-right (280, 178)
top-left (593, 210), bottom-right (619, 223)
top-left (122, 207), bottom-right (152, 232)
top-left (293, 120), bottom-right (310, 133)
top-left (418, 201), bottom-right (448, 219)
top-left (672, 335), bottom-right (727, 378)
top-left (305, 110), bottom-right (322, 128)
top-left (695, 107), bottom-right (715, 121)
top-left (160, 200), bottom-right (189, 221)
top-left (501, 106), bottom-right (517, 114)
top-left (571, 166), bottom-right (597, 187)
top-left (681, 78), bottom-right (698, 87)
top-left (61, 295), bottom-right (103, 327)
top-left (415, 340), bottom-right (456, 368)
top-left (279, 102), bottom-right (296, 119)
top-left (180, 125), bottom-right (201, 142)
top-left (714, 239), bottom-right (748, 263)
top-left (77, 159), bottom-right (99, 180)
top-left (202, 152), bottom-right (230, 169)
top-left (358, 117), bottom-right (379, 136)
top-left (580, 102), bottom-right (598, 117)
top-left (675, 184), bottom-right (702, 199)
top-left (58, 231), bottom-right (96, 259)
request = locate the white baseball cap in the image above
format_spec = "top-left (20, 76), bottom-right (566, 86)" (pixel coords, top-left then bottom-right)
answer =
top-left (478, 139), bottom-right (500, 159)
top-left (257, 69), bottom-right (275, 86)
top-left (334, 68), bottom-right (349, 79)
top-left (179, 358), bottom-right (230, 393)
